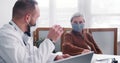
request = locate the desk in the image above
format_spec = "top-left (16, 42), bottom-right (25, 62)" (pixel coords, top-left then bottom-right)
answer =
top-left (91, 54), bottom-right (120, 63)
top-left (52, 54), bottom-right (120, 63)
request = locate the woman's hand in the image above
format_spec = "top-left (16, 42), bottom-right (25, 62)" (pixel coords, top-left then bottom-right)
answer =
top-left (54, 54), bottom-right (71, 61)
top-left (81, 49), bottom-right (91, 54)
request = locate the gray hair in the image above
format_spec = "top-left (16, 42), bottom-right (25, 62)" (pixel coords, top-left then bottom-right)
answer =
top-left (70, 12), bottom-right (85, 22)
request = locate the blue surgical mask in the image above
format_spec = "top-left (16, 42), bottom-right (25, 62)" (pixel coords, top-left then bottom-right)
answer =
top-left (72, 23), bottom-right (84, 32)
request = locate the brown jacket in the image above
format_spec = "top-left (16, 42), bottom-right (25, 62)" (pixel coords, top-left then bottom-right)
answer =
top-left (62, 30), bottom-right (102, 56)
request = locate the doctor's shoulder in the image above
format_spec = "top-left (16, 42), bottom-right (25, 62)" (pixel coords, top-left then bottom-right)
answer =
top-left (0, 24), bottom-right (20, 38)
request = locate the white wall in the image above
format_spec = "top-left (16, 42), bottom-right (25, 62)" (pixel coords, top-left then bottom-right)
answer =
top-left (0, 0), bottom-right (16, 28)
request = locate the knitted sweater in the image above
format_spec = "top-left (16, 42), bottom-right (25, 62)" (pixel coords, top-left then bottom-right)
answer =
top-left (62, 30), bottom-right (102, 56)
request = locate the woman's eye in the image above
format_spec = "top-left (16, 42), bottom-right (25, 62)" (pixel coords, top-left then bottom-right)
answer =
top-left (73, 22), bottom-right (77, 24)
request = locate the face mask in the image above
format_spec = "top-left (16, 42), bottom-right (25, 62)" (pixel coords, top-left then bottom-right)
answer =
top-left (72, 23), bottom-right (84, 32)
top-left (25, 20), bottom-right (32, 37)
top-left (24, 25), bottom-right (31, 37)
top-left (25, 18), bottom-right (37, 37)
top-left (25, 25), bottom-right (37, 37)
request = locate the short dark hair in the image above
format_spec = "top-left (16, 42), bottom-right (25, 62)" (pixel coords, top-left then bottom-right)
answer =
top-left (12, 0), bottom-right (38, 19)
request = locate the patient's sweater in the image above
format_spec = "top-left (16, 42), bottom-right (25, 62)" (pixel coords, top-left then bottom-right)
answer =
top-left (62, 30), bottom-right (102, 56)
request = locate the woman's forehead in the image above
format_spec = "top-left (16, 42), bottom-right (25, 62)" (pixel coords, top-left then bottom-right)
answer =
top-left (72, 17), bottom-right (84, 21)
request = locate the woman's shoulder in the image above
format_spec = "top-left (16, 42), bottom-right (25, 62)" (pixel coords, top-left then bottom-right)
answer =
top-left (83, 31), bottom-right (92, 37)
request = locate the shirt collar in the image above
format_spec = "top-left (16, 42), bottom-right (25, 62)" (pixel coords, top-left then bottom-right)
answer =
top-left (9, 21), bottom-right (24, 36)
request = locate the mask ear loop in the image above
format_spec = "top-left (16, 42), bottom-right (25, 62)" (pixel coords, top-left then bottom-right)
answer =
top-left (24, 20), bottom-right (31, 37)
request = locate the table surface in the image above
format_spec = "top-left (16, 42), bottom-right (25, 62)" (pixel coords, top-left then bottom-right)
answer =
top-left (52, 54), bottom-right (120, 63)
top-left (91, 54), bottom-right (120, 63)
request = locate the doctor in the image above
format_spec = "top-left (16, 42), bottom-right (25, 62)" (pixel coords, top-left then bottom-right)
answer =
top-left (0, 0), bottom-right (70, 63)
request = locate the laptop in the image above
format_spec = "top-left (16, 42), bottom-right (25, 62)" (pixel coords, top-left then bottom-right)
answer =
top-left (54, 51), bottom-right (94, 63)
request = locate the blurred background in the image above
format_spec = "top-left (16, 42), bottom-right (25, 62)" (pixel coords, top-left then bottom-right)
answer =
top-left (0, 0), bottom-right (120, 41)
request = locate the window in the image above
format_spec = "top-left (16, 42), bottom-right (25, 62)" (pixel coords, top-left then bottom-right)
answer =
top-left (36, 0), bottom-right (120, 41)
top-left (36, 0), bottom-right (49, 27)
top-left (91, 0), bottom-right (120, 28)
top-left (55, 0), bottom-right (78, 27)
top-left (91, 0), bottom-right (120, 41)
top-left (36, 0), bottom-right (78, 27)
top-left (91, 0), bottom-right (120, 14)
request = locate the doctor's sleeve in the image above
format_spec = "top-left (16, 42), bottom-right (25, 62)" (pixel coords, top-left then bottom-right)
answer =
top-left (34, 39), bottom-right (56, 63)
top-left (0, 33), bottom-right (55, 63)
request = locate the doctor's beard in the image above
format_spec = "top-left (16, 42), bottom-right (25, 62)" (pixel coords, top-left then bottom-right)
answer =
top-left (26, 21), bottom-right (37, 37)
top-left (25, 21), bottom-right (32, 37)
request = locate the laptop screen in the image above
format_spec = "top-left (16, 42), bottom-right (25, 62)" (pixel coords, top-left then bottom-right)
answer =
top-left (54, 51), bottom-right (94, 63)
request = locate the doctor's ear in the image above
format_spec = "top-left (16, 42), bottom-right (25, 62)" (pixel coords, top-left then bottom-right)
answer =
top-left (24, 14), bottom-right (31, 23)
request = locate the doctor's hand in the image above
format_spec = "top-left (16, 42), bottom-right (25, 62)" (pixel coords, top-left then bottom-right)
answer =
top-left (54, 54), bottom-right (71, 61)
top-left (47, 25), bottom-right (63, 43)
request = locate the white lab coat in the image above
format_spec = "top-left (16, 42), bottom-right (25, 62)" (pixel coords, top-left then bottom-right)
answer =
top-left (0, 21), bottom-right (57, 63)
